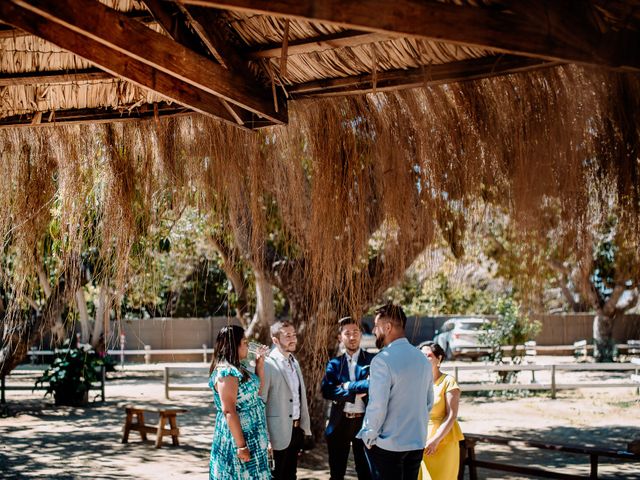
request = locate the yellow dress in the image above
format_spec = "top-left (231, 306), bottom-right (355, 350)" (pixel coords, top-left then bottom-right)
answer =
top-left (419, 374), bottom-right (464, 480)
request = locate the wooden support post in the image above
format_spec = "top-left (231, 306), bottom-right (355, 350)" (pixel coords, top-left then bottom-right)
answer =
top-left (202, 344), bottom-right (208, 364)
top-left (467, 440), bottom-right (478, 480)
top-left (122, 410), bottom-right (133, 443)
top-left (454, 366), bottom-right (459, 382)
top-left (144, 345), bottom-right (151, 365)
top-left (155, 414), bottom-right (166, 448)
top-left (169, 415), bottom-right (179, 446)
top-left (589, 454), bottom-right (598, 479)
top-left (100, 366), bottom-right (105, 402)
top-left (137, 411), bottom-right (148, 441)
top-left (164, 367), bottom-right (170, 400)
top-left (551, 365), bottom-right (557, 399)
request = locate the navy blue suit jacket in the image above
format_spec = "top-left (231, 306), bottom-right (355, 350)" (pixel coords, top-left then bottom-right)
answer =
top-left (321, 349), bottom-right (376, 436)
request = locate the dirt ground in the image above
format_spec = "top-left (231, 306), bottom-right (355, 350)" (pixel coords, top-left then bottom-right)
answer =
top-left (1, 359), bottom-right (638, 479)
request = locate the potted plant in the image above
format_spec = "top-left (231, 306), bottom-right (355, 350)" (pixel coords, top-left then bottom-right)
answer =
top-left (35, 338), bottom-right (107, 406)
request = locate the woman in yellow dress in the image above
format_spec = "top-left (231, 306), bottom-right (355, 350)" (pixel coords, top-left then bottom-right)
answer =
top-left (418, 342), bottom-right (464, 480)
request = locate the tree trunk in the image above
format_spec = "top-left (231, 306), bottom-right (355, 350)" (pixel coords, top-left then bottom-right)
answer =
top-left (593, 311), bottom-right (616, 362)
top-left (245, 269), bottom-right (275, 343)
top-left (91, 282), bottom-right (109, 350)
top-left (0, 276), bottom-right (74, 377)
top-left (76, 288), bottom-right (90, 343)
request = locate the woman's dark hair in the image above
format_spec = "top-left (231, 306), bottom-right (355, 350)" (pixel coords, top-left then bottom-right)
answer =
top-left (209, 325), bottom-right (248, 381)
top-left (422, 341), bottom-right (446, 363)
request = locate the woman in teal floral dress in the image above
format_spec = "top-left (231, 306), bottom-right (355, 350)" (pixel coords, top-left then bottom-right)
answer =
top-left (209, 325), bottom-right (270, 480)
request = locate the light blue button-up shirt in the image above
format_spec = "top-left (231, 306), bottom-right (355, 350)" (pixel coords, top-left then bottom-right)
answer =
top-left (356, 337), bottom-right (433, 451)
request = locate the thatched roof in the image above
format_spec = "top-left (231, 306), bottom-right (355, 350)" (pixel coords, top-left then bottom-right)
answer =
top-left (0, 0), bottom-right (638, 129)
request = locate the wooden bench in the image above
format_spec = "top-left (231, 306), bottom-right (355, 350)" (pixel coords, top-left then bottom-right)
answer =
top-left (460, 433), bottom-right (640, 479)
top-left (121, 405), bottom-right (188, 448)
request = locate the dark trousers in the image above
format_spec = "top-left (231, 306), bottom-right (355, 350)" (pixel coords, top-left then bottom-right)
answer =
top-left (326, 415), bottom-right (371, 480)
top-left (364, 445), bottom-right (423, 480)
top-left (273, 425), bottom-right (304, 480)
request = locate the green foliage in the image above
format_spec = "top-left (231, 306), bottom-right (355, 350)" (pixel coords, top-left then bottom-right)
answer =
top-left (387, 271), bottom-right (501, 316)
top-left (479, 299), bottom-right (541, 382)
top-left (121, 209), bottom-right (234, 318)
top-left (35, 339), bottom-right (112, 398)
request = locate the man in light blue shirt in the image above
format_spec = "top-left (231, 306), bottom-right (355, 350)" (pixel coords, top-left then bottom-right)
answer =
top-left (356, 304), bottom-right (433, 480)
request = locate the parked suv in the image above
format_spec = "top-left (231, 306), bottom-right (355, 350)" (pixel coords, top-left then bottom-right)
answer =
top-left (431, 317), bottom-right (490, 360)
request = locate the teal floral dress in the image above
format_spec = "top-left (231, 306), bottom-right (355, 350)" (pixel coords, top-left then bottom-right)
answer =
top-left (209, 364), bottom-right (270, 480)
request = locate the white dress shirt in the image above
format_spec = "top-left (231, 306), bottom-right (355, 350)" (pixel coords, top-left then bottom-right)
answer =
top-left (343, 349), bottom-right (366, 414)
top-left (283, 353), bottom-right (301, 420)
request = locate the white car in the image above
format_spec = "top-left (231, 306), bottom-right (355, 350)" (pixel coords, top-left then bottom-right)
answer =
top-left (431, 317), bottom-right (490, 360)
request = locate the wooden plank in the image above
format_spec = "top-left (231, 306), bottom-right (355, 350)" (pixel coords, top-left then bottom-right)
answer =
top-left (0, 68), bottom-right (111, 86)
top-left (0, 104), bottom-right (193, 128)
top-left (248, 30), bottom-right (391, 58)
top-left (142, 0), bottom-right (244, 125)
top-left (289, 55), bottom-right (558, 98)
top-left (0, 2), bottom-right (268, 128)
top-left (190, 0), bottom-right (640, 72)
top-left (142, 0), bottom-right (209, 56)
top-left (0, 9), bottom-right (153, 39)
top-left (465, 433), bottom-right (640, 459)
top-left (128, 424), bottom-right (179, 436)
top-left (10, 0), bottom-right (286, 123)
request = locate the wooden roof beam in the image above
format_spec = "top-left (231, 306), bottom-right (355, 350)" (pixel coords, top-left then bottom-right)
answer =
top-left (247, 30), bottom-right (392, 58)
top-left (0, 102), bottom-right (190, 128)
top-left (6, 0), bottom-right (286, 123)
top-left (142, 0), bottom-right (245, 124)
top-left (0, 1), bottom-right (270, 129)
top-left (0, 9), bottom-right (153, 39)
top-left (288, 55), bottom-right (560, 98)
top-left (0, 68), bottom-right (111, 86)
top-left (189, 0), bottom-right (640, 72)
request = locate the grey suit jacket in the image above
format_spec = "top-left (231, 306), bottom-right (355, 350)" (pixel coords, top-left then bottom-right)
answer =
top-left (260, 348), bottom-right (312, 450)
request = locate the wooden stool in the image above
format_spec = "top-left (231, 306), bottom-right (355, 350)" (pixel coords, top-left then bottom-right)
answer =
top-left (121, 405), bottom-right (188, 448)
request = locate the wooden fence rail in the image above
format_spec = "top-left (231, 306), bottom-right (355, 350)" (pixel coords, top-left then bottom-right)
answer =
top-left (161, 363), bottom-right (640, 400)
top-left (0, 366), bottom-right (106, 404)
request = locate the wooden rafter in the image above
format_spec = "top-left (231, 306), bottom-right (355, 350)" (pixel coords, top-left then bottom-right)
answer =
top-left (0, 0), bottom-right (267, 129)
top-left (0, 9), bottom-right (153, 39)
top-left (0, 102), bottom-right (190, 128)
top-left (247, 30), bottom-right (392, 58)
top-left (141, 0), bottom-right (210, 57)
top-left (5, 0), bottom-right (286, 123)
top-left (141, 0), bottom-right (245, 124)
top-left (0, 68), bottom-right (111, 86)
top-left (288, 55), bottom-right (560, 98)
top-left (188, 0), bottom-right (640, 72)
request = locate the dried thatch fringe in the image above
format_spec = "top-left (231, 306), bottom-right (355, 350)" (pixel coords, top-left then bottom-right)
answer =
top-left (0, 65), bottom-right (638, 368)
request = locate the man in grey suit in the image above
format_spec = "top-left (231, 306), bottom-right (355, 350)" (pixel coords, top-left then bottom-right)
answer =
top-left (261, 321), bottom-right (312, 480)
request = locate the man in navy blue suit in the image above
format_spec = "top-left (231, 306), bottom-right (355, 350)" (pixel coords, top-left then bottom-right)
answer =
top-left (321, 317), bottom-right (376, 480)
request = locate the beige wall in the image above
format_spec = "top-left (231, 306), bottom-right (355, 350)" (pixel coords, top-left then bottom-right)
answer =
top-left (109, 314), bottom-right (640, 362)
top-left (532, 313), bottom-right (640, 345)
top-left (117, 317), bottom-right (241, 362)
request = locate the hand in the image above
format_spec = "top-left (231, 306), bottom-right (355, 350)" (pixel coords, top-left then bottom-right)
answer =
top-left (355, 393), bottom-right (367, 400)
top-left (237, 446), bottom-right (251, 462)
top-left (424, 438), bottom-right (440, 456)
top-left (255, 346), bottom-right (270, 377)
